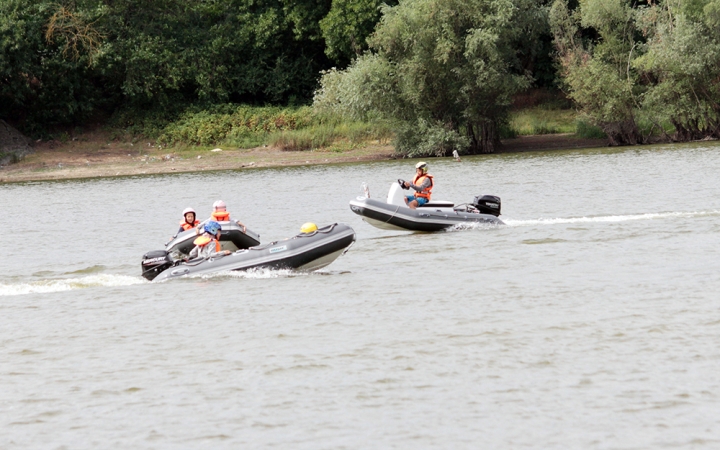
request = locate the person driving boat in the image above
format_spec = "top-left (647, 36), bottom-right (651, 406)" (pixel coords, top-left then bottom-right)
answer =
top-left (401, 162), bottom-right (434, 209)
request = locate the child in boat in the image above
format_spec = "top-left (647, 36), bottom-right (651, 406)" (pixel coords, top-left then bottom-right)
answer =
top-left (187, 221), bottom-right (231, 259)
top-left (170, 207), bottom-right (200, 240)
top-left (209, 200), bottom-right (247, 233)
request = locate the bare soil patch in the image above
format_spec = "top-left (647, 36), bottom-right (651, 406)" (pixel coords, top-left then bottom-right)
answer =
top-left (0, 130), bottom-right (607, 183)
top-left (498, 133), bottom-right (608, 153)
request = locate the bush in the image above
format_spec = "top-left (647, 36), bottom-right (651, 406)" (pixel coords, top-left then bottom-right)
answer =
top-left (499, 123), bottom-right (518, 139)
top-left (575, 120), bottom-right (606, 139)
top-left (268, 120), bottom-right (394, 151)
top-left (394, 119), bottom-right (469, 157)
top-left (531, 121), bottom-right (561, 135)
top-left (155, 106), bottom-right (313, 147)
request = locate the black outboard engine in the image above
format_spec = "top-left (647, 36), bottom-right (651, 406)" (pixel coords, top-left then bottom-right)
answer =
top-left (473, 195), bottom-right (501, 217)
top-left (141, 250), bottom-right (173, 281)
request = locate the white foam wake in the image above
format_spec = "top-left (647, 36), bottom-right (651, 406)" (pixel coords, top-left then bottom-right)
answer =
top-left (503, 210), bottom-right (720, 227)
top-left (197, 267), bottom-right (307, 280)
top-left (0, 274), bottom-right (145, 297)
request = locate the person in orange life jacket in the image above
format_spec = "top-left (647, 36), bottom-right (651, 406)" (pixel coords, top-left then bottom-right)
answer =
top-left (209, 200), bottom-right (247, 233)
top-left (401, 161), bottom-right (433, 209)
top-left (187, 221), bottom-right (231, 259)
top-left (170, 207), bottom-right (200, 240)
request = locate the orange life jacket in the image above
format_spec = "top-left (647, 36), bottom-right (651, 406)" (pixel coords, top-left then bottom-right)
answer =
top-left (211, 211), bottom-right (230, 221)
top-left (412, 173), bottom-right (434, 199)
top-left (179, 219), bottom-right (200, 231)
top-left (193, 235), bottom-right (222, 252)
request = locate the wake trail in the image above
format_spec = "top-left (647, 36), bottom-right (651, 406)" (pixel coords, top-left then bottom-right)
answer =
top-left (196, 267), bottom-right (309, 280)
top-left (0, 274), bottom-right (144, 297)
top-left (503, 209), bottom-right (720, 227)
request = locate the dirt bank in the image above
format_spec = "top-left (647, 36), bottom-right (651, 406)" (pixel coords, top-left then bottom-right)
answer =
top-left (0, 131), bottom-right (607, 183)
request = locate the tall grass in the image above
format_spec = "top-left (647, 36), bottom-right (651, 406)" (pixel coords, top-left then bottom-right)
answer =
top-left (138, 105), bottom-right (393, 151)
top-left (269, 121), bottom-right (394, 151)
top-left (574, 120), bottom-right (607, 139)
top-left (508, 107), bottom-right (577, 135)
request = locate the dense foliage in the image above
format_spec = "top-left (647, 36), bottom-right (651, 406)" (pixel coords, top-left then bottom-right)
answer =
top-left (0, 0), bottom-right (385, 132)
top-left (551, 0), bottom-right (720, 144)
top-left (4, 0), bottom-right (720, 152)
top-left (315, 0), bottom-right (550, 155)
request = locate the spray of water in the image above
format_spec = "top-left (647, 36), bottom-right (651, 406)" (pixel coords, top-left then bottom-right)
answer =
top-left (0, 274), bottom-right (145, 297)
top-left (504, 209), bottom-right (720, 227)
top-left (197, 267), bottom-right (307, 280)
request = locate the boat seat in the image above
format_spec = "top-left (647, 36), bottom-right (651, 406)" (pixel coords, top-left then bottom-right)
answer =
top-left (420, 201), bottom-right (454, 208)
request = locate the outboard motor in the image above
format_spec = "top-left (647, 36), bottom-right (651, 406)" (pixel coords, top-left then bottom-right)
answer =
top-left (141, 250), bottom-right (173, 281)
top-left (473, 195), bottom-right (501, 217)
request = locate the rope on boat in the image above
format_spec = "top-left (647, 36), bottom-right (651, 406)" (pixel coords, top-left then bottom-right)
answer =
top-left (384, 205), bottom-right (401, 224)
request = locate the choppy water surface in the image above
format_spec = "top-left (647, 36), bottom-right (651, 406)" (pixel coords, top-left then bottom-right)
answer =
top-left (2, 142), bottom-right (720, 448)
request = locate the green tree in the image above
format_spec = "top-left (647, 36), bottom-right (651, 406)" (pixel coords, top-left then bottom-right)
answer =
top-left (0, 1), bottom-right (105, 131)
top-left (315, 0), bottom-right (547, 155)
top-left (551, 0), bottom-right (720, 143)
top-left (550, 0), bottom-right (644, 145)
top-left (1, 0), bottom-right (340, 131)
top-left (320, 0), bottom-right (398, 66)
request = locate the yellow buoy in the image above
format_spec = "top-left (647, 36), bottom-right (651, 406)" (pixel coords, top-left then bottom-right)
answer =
top-left (301, 222), bottom-right (318, 233)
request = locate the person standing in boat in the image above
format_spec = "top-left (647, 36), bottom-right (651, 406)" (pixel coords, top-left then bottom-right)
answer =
top-left (209, 200), bottom-right (247, 233)
top-left (188, 221), bottom-right (231, 259)
top-left (170, 207), bottom-right (200, 240)
top-left (402, 161), bottom-right (434, 209)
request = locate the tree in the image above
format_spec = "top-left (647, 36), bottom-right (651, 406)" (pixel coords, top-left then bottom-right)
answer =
top-left (320, 0), bottom-right (398, 66)
top-left (0, 1), bottom-right (105, 131)
top-left (550, 0), bottom-right (720, 144)
top-left (315, 0), bottom-right (547, 155)
top-left (1, 0), bottom-right (341, 131)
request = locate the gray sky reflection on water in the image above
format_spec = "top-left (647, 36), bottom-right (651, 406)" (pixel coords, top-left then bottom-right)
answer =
top-left (1, 142), bottom-right (720, 448)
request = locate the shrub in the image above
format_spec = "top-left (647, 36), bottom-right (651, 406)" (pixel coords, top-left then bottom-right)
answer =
top-left (531, 121), bottom-right (560, 135)
top-left (394, 119), bottom-right (469, 157)
top-left (575, 120), bottom-right (606, 139)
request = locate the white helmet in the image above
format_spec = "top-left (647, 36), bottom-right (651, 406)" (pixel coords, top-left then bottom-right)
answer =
top-left (415, 161), bottom-right (428, 174)
top-left (182, 207), bottom-right (196, 216)
top-left (212, 200), bottom-right (226, 210)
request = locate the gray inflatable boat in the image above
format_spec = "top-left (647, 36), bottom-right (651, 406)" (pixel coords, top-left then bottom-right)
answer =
top-left (165, 221), bottom-right (261, 256)
top-left (349, 181), bottom-right (503, 232)
top-left (142, 223), bottom-right (356, 282)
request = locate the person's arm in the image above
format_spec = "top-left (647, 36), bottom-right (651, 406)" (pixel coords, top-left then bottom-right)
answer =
top-left (188, 246), bottom-right (198, 259)
top-left (409, 177), bottom-right (431, 192)
top-left (170, 226), bottom-right (184, 240)
top-left (236, 220), bottom-right (247, 233)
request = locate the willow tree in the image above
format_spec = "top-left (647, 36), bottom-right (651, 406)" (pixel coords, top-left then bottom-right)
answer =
top-left (315, 0), bottom-right (547, 155)
top-left (634, 0), bottom-right (720, 140)
top-left (550, 0), bottom-right (645, 145)
top-left (550, 0), bottom-right (720, 144)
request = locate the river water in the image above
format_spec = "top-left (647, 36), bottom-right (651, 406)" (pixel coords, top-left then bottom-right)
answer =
top-left (2, 142), bottom-right (720, 448)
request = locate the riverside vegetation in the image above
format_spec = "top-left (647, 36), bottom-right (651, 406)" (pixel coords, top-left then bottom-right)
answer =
top-left (2, 0), bottom-right (719, 160)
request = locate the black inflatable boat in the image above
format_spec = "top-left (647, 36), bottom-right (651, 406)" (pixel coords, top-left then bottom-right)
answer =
top-left (142, 223), bottom-right (356, 282)
top-left (349, 181), bottom-right (503, 232)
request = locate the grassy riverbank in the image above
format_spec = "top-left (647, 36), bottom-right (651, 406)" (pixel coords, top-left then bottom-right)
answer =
top-left (0, 105), bottom-right (609, 183)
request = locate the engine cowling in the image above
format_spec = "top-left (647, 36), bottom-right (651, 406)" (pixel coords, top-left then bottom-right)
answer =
top-left (141, 250), bottom-right (173, 281)
top-left (473, 195), bottom-right (501, 217)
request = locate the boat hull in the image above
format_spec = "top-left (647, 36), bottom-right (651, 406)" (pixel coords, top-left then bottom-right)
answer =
top-left (349, 197), bottom-right (503, 232)
top-left (153, 223), bottom-right (355, 282)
